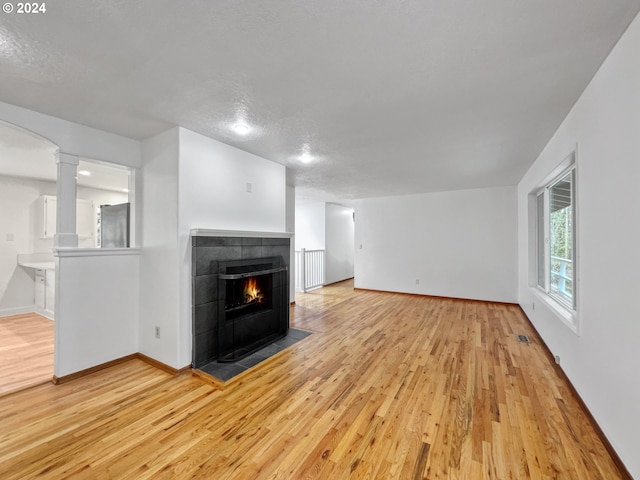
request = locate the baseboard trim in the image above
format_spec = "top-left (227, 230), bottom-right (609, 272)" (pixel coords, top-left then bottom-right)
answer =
top-left (53, 354), bottom-right (138, 384)
top-left (517, 306), bottom-right (632, 480)
top-left (34, 307), bottom-right (54, 321)
top-left (353, 287), bottom-right (518, 306)
top-left (323, 277), bottom-right (354, 287)
top-left (0, 306), bottom-right (37, 318)
top-left (136, 353), bottom-right (191, 376)
top-left (52, 353), bottom-right (191, 385)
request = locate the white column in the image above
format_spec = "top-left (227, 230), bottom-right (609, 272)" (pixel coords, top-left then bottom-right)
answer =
top-left (128, 168), bottom-right (137, 248)
top-left (55, 152), bottom-right (79, 248)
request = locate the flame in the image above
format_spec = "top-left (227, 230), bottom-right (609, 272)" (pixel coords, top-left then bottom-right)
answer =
top-left (244, 277), bottom-right (264, 304)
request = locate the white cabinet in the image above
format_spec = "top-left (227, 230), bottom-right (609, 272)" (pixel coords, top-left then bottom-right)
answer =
top-left (35, 195), bottom-right (95, 239)
top-left (76, 199), bottom-right (95, 239)
top-left (35, 269), bottom-right (46, 309)
top-left (35, 195), bottom-right (57, 239)
top-left (45, 269), bottom-right (55, 316)
top-left (34, 268), bottom-right (55, 317)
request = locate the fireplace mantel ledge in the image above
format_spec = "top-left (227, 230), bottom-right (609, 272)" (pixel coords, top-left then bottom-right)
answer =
top-left (191, 229), bottom-right (293, 238)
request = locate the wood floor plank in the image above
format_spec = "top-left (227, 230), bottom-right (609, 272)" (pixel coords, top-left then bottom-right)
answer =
top-left (0, 281), bottom-right (628, 479)
top-left (0, 313), bottom-right (54, 396)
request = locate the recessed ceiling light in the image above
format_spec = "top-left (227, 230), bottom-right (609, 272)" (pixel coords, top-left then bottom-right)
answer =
top-left (78, 170), bottom-right (91, 176)
top-left (299, 143), bottom-right (314, 163)
top-left (232, 123), bottom-right (251, 135)
top-left (299, 153), bottom-right (313, 164)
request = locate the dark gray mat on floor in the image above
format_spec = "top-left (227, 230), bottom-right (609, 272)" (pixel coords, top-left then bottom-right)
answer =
top-left (198, 328), bottom-right (312, 382)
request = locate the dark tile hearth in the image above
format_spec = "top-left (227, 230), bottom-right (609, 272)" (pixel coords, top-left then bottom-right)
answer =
top-left (198, 328), bottom-right (311, 382)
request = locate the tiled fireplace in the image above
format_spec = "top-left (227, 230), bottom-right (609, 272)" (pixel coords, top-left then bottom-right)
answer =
top-left (191, 231), bottom-right (291, 368)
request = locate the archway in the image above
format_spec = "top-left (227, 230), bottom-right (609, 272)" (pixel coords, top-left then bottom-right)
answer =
top-left (0, 120), bottom-right (59, 394)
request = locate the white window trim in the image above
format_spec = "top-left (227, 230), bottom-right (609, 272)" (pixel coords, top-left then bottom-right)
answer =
top-left (529, 148), bottom-right (579, 335)
top-left (531, 286), bottom-right (579, 334)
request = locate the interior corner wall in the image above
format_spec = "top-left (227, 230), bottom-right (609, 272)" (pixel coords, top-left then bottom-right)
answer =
top-left (177, 127), bottom-right (287, 368)
top-left (517, 12), bottom-right (640, 477)
top-left (294, 202), bottom-right (325, 251)
top-left (324, 203), bottom-right (354, 285)
top-left (286, 184), bottom-right (296, 301)
top-left (354, 186), bottom-right (517, 303)
top-left (139, 128), bottom-right (180, 368)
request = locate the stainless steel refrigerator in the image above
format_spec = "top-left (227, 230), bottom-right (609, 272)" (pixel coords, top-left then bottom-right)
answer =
top-left (99, 203), bottom-right (130, 248)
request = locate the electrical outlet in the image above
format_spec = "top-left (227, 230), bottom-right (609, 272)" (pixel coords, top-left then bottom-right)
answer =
top-left (6, 233), bottom-right (14, 242)
top-left (246, 182), bottom-right (252, 193)
top-left (155, 326), bottom-right (160, 339)
top-left (532, 301), bottom-right (535, 310)
top-left (415, 279), bottom-right (420, 285)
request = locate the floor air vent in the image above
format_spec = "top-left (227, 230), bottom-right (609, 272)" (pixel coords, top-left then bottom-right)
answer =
top-left (516, 334), bottom-right (531, 344)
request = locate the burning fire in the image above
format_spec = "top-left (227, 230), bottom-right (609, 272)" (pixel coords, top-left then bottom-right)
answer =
top-left (244, 277), bottom-right (264, 304)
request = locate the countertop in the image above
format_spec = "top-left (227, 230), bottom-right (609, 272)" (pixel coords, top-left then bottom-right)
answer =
top-left (17, 253), bottom-right (55, 271)
top-left (18, 261), bottom-right (55, 270)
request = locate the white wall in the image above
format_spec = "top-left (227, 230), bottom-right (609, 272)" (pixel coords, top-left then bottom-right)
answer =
top-left (517, 12), bottom-right (640, 477)
top-left (77, 186), bottom-right (128, 207)
top-left (0, 175), bottom-right (54, 315)
top-left (139, 128), bottom-right (180, 368)
top-left (54, 250), bottom-right (139, 377)
top-left (178, 128), bottom-right (286, 233)
top-left (355, 186), bottom-right (517, 303)
top-left (325, 203), bottom-right (354, 285)
top-left (294, 202), bottom-right (325, 251)
top-left (177, 128), bottom-right (287, 368)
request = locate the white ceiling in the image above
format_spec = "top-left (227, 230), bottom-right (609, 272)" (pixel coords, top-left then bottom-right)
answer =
top-left (1, 1), bottom-right (639, 202)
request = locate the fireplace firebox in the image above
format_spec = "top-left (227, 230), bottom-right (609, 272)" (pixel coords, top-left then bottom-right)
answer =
top-left (217, 257), bottom-right (288, 362)
top-left (224, 266), bottom-right (273, 319)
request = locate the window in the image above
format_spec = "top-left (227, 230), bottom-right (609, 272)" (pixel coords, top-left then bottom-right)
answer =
top-left (536, 165), bottom-right (576, 311)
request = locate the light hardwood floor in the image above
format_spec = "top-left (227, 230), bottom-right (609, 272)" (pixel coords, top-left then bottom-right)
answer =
top-left (0, 282), bottom-right (626, 479)
top-left (0, 313), bottom-right (54, 396)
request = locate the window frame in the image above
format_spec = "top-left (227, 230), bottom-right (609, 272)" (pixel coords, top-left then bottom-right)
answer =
top-left (534, 159), bottom-right (578, 315)
top-left (528, 143), bottom-right (582, 336)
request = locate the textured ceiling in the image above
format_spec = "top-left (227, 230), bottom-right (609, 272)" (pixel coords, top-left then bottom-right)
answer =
top-left (1, 1), bottom-right (639, 202)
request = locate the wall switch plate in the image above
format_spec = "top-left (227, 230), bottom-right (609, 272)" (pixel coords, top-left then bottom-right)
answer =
top-left (6, 233), bottom-right (14, 242)
top-left (246, 182), bottom-right (252, 193)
